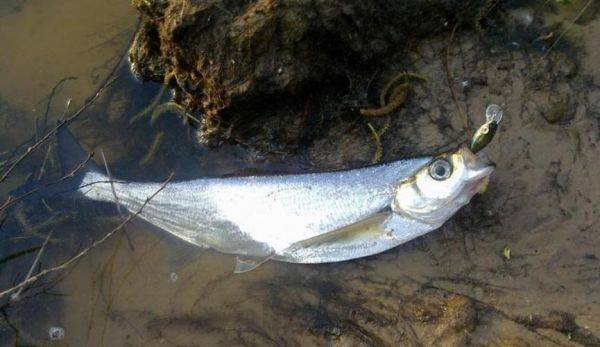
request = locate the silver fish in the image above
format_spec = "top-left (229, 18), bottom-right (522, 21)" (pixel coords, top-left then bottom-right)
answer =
top-left (71, 132), bottom-right (493, 272)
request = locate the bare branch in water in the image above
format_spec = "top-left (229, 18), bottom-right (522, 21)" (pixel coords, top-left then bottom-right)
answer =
top-left (0, 153), bottom-right (93, 213)
top-left (0, 19), bottom-right (142, 186)
top-left (10, 230), bottom-right (54, 301)
top-left (443, 23), bottom-right (471, 140)
top-left (0, 172), bottom-right (174, 300)
top-left (39, 76), bottom-right (78, 136)
top-left (0, 79), bottom-right (115, 185)
top-left (100, 149), bottom-right (135, 252)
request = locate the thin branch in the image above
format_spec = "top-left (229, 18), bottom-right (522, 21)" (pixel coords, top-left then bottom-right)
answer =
top-left (443, 23), bottom-right (471, 138)
top-left (0, 79), bottom-right (115, 184)
top-left (99, 149), bottom-right (122, 216)
top-left (100, 149), bottom-right (135, 251)
top-left (40, 77), bottom-right (78, 134)
top-left (0, 172), bottom-right (174, 300)
top-left (10, 230), bottom-right (54, 301)
top-left (0, 18), bottom-right (141, 185)
top-left (0, 153), bottom-right (93, 213)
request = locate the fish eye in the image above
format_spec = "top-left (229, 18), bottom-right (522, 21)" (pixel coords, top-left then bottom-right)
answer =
top-left (429, 158), bottom-right (452, 180)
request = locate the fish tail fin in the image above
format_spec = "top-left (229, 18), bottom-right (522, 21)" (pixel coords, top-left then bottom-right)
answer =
top-left (9, 124), bottom-right (100, 202)
top-left (56, 123), bottom-right (100, 179)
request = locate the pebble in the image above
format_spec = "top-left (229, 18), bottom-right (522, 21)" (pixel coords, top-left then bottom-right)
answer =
top-left (48, 326), bottom-right (65, 340)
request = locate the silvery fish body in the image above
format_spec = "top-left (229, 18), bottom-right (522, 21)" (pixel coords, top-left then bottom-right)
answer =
top-left (50, 120), bottom-right (495, 270)
top-left (79, 158), bottom-right (429, 261)
top-left (75, 139), bottom-right (494, 271)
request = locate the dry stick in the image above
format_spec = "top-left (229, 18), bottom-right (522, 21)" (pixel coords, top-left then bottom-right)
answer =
top-left (100, 149), bottom-right (135, 252)
top-left (10, 230), bottom-right (54, 301)
top-left (0, 79), bottom-right (115, 185)
top-left (36, 99), bottom-right (72, 181)
top-left (0, 18), bottom-right (141, 185)
top-left (36, 143), bottom-right (53, 181)
top-left (443, 23), bottom-right (471, 139)
top-left (366, 123), bottom-right (383, 164)
top-left (0, 172), bottom-right (174, 301)
top-left (100, 149), bottom-right (122, 216)
top-left (0, 80), bottom-right (76, 173)
top-left (0, 154), bottom-right (93, 213)
top-left (40, 77), bottom-right (78, 134)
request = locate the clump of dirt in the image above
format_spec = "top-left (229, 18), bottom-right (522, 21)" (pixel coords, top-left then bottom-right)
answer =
top-left (128, 0), bottom-right (494, 145)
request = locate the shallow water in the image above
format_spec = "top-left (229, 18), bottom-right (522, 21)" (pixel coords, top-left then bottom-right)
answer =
top-left (1, 1), bottom-right (600, 346)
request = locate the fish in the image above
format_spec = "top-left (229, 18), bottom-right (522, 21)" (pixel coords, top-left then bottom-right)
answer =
top-left (48, 126), bottom-right (494, 272)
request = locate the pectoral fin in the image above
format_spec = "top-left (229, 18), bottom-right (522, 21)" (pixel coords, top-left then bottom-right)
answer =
top-left (235, 211), bottom-right (396, 269)
top-left (280, 211), bottom-right (393, 260)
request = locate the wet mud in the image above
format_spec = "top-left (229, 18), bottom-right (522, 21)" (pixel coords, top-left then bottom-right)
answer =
top-left (0, 0), bottom-right (600, 346)
top-left (128, 0), bottom-right (495, 144)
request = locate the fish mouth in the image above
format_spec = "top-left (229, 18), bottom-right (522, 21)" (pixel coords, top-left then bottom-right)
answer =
top-left (468, 175), bottom-right (491, 195)
top-left (463, 150), bottom-right (495, 195)
top-left (467, 157), bottom-right (494, 196)
top-left (466, 149), bottom-right (495, 180)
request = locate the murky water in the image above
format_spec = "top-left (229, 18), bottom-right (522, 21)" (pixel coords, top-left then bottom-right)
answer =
top-left (1, 1), bottom-right (600, 346)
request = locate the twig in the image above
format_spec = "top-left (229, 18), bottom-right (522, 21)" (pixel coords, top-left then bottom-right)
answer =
top-left (366, 123), bottom-right (383, 164)
top-left (36, 142), bottom-right (53, 181)
top-left (100, 149), bottom-right (122, 216)
top-left (0, 79), bottom-right (114, 185)
top-left (10, 230), bottom-right (54, 301)
top-left (0, 153), bottom-right (93, 213)
top-left (0, 247), bottom-right (41, 268)
top-left (40, 77), bottom-right (78, 134)
top-left (443, 23), bottom-right (471, 138)
top-left (100, 149), bottom-right (135, 252)
top-left (0, 17), bottom-right (141, 185)
top-left (0, 172), bottom-right (174, 300)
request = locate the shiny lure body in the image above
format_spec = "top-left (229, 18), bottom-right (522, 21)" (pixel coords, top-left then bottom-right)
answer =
top-left (74, 135), bottom-right (494, 271)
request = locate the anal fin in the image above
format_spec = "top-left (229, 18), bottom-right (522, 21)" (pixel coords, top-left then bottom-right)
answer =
top-left (233, 253), bottom-right (275, 273)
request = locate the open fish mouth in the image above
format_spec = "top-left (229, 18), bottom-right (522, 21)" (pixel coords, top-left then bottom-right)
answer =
top-left (468, 175), bottom-right (491, 195)
top-left (465, 148), bottom-right (495, 178)
top-left (466, 151), bottom-right (495, 195)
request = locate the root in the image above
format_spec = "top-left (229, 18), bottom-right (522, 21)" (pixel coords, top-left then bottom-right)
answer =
top-left (129, 85), bottom-right (166, 124)
top-left (360, 84), bottom-right (410, 117)
top-left (366, 123), bottom-right (383, 164)
top-left (379, 71), bottom-right (427, 107)
top-left (361, 71), bottom-right (426, 162)
top-left (139, 132), bottom-right (164, 166)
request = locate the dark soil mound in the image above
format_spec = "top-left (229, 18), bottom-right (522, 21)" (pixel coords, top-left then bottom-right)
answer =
top-left (129, 0), bottom-right (493, 144)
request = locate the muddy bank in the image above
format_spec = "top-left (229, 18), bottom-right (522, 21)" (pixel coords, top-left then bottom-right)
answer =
top-left (129, 0), bottom-right (496, 144)
top-left (127, 26), bottom-right (600, 345)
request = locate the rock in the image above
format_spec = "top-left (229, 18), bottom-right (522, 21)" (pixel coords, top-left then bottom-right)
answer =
top-left (535, 90), bottom-right (576, 124)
